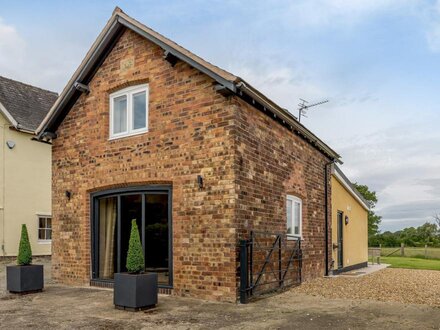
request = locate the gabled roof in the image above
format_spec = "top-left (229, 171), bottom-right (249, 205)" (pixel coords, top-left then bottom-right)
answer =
top-left (0, 75), bottom-right (58, 132)
top-left (37, 7), bottom-right (341, 162)
top-left (332, 165), bottom-right (370, 211)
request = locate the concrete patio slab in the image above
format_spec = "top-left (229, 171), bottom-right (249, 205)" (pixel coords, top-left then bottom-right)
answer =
top-left (330, 263), bottom-right (390, 278)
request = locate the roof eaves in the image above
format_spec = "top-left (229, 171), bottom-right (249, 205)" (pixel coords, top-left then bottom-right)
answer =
top-left (37, 11), bottom-right (123, 135)
top-left (11, 125), bottom-right (36, 135)
top-left (332, 165), bottom-right (370, 210)
top-left (0, 101), bottom-right (18, 128)
top-left (36, 7), bottom-right (341, 164)
top-left (0, 102), bottom-right (36, 134)
top-left (115, 13), bottom-right (238, 92)
top-left (37, 9), bottom-right (240, 137)
top-left (236, 81), bottom-right (342, 162)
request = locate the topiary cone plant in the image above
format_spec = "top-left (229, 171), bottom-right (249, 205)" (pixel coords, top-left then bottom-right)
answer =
top-left (126, 220), bottom-right (145, 273)
top-left (114, 219), bottom-right (158, 311)
top-left (7, 224), bottom-right (44, 294)
top-left (17, 224), bottom-right (32, 265)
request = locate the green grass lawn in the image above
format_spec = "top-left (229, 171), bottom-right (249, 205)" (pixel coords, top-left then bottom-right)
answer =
top-left (381, 256), bottom-right (440, 271)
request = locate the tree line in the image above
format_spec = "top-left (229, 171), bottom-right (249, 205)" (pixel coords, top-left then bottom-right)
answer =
top-left (369, 222), bottom-right (440, 247)
top-left (353, 183), bottom-right (440, 248)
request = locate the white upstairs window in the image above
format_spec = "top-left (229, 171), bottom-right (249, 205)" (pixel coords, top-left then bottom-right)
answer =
top-left (286, 195), bottom-right (302, 238)
top-left (109, 84), bottom-right (148, 139)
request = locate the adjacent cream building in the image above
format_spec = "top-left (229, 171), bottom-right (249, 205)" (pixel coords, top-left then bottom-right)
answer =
top-left (331, 165), bottom-right (370, 273)
top-left (0, 76), bottom-right (57, 257)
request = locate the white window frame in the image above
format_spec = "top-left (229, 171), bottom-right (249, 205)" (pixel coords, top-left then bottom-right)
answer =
top-left (37, 214), bottom-right (52, 244)
top-left (286, 195), bottom-right (302, 238)
top-left (109, 84), bottom-right (149, 140)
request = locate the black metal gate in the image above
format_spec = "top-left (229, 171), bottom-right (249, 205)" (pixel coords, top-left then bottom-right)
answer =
top-left (239, 231), bottom-right (302, 303)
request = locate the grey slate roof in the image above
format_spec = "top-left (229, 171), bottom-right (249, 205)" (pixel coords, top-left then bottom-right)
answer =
top-left (0, 76), bottom-right (58, 131)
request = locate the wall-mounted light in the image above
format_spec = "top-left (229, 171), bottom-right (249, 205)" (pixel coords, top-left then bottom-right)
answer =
top-left (6, 140), bottom-right (15, 149)
top-left (197, 175), bottom-right (204, 190)
top-left (65, 190), bottom-right (72, 200)
top-left (345, 215), bottom-right (349, 225)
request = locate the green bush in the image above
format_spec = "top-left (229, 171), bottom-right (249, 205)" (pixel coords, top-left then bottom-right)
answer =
top-left (126, 219), bottom-right (145, 273)
top-left (17, 224), bottom-right (32, 265)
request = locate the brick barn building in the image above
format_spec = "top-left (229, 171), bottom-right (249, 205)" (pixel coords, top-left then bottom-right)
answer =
top-left (37, 7), bottom-right (341, 302)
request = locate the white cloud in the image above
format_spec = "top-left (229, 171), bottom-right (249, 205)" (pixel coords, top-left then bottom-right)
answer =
top-left (258, 0), bottom-right (440, 54)
top-left (277, 0), bottom-right (415, 29)
top-left (229, 61), bottom-right (326, 112)
top-left (0, 18), bottom-right (26, 73)
top-left (331, 114), bottom-right (440, 231)
top-left (224, 46), bottom-right (440, 233)
top-left (0, 16), bottom-right (90, 93)
top-left (424, 0), bottom-right (440, 52)
top-left (1, 2), bottom-right (439, 233)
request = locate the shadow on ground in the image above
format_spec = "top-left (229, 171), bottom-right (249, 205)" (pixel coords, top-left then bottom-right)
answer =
top-left (1, 259), bottom-right (440, 329)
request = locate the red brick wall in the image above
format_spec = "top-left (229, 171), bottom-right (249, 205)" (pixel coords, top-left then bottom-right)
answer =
top-left (52, 29), bottom-right (237, 302)
top-left (52, 28), bottom-right (332, 302)
top-left (231, 97), bottom-right (332, 284)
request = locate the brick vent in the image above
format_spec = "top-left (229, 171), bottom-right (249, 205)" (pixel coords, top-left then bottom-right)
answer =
top-left (90, 279), bottom-right (114, 289)
top-left (90, 279), bottom-right (172, 295)
top-left (158, 287), bottom-right (172, 295)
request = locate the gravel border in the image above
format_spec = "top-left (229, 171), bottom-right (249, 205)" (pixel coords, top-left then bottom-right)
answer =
top-left (293, 268), bottom-right (440, 307)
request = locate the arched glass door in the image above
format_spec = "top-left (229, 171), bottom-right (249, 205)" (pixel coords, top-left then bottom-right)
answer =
top-left (91, 185), bottom-right (172, 287)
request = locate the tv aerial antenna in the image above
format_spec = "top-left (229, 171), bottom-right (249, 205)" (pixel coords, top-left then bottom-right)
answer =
top-left (298, 98), bottom-right (329, 122)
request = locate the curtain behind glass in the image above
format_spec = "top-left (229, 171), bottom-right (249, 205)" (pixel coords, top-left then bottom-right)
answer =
top-left (99, 197), bottom-right (117, 279)
top-left (286, 199), bottom-right (293, 234)
top-left (293, 201), bottom-right (300, 235)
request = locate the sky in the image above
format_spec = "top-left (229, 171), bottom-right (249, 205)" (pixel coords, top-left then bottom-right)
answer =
top-left (1, 0), bottom-right (440, 232)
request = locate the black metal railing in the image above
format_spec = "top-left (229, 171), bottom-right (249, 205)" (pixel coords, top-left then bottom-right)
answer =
top-left (239, 231), bottom-right (302, 303)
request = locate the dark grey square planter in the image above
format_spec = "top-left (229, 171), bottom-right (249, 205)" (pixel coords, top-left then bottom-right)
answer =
top-left (114, 272), bottom-right (158, 311)
top-left (6, 265), bottom-right (44, 294)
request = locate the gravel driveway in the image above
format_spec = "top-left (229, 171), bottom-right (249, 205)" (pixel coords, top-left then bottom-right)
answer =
top-left (294, 268), bottom-right (440, 307)
top-left (1, 260), bottom-right (440, 329)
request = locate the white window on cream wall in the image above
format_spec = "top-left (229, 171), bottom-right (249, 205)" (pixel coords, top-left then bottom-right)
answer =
top-left (286, 195), bottom-right (302, 238)
top-left (38, 215), bottom-right (52, 243)
top-left (109, 84), bottom-right (149, 139)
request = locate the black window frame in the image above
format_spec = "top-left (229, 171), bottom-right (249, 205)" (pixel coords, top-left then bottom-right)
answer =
top-left (90, 185), bottom-right (173, 288)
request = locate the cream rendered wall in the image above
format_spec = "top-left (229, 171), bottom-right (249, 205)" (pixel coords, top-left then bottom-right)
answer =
top-left (0, 113), bottom-right (51, 256)
top-left (331, 176), bottom-right (368, 270)
top-left (0, 116), bottom-right (4, 256)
